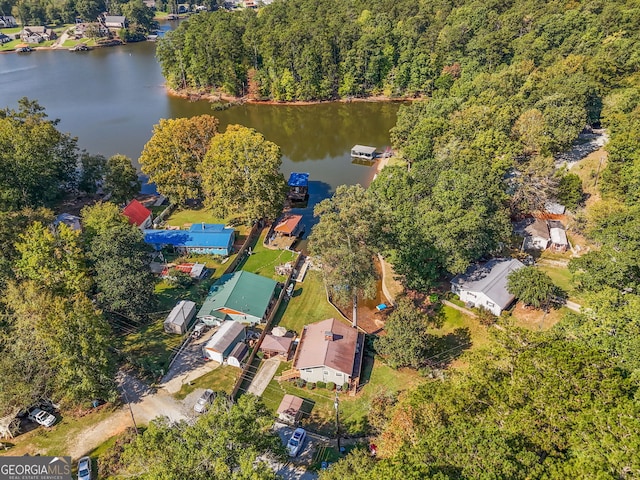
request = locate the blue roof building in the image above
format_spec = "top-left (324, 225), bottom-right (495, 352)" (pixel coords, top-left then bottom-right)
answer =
top-left (287, 173), bottom-right (309, 201)
top-left (144, 224), bottom-right (235, 256)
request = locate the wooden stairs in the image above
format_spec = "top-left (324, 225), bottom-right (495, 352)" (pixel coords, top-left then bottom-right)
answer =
top-left (279, 368), bottom-right (300, 381)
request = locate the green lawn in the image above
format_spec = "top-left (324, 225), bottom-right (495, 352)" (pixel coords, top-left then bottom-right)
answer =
top-left (0, 406), bottom-right (118, 457)
top-left (173, 365), bottom-right (240, 400)
top-left (260, 356), bottom-right (422, 436)
top-left (165, 208), bottom-right (251, 235)
top-left (238, 230), bottom-right (298, 281)
top-left (118, 318), bottom-right (185, 379)
top-left (155, 277), bottom-right (213, 311)
top-left (272, 270), bottom-right (340, 334)
top-left (537, 264), bottom-right (585, 303)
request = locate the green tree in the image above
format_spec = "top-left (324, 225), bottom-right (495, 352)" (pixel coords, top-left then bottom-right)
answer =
top-left (200, 124), bottom-right (287, 222)
top-left (139, 115), bottom-right (219, 206)
top-left (78, 152), bottom-right (107, 195)
top-left (14, 221), bottom-right (91, 296)
top-left (122, 395), bottom-right (282, 479)
top-left (0, 98), bottom-right (78, 210)
top-left (376, 298), bottom-right (434, 368)
top-left (89, 223), bottom-right (157, 322)
top-left (557, 173), bottom-right (583, 209)
top-left (309, 185), bottom-right (388, 322)
top-left (81, 201), bottom-right (130, 242)
top-left (104, 154), bottom-right (140, 205)
top-left (507, 266), bottom-right (556, 310)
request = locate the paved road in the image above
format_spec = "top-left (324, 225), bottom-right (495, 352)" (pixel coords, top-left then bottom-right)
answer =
top-left (247, 358), bottom-right (280, 396)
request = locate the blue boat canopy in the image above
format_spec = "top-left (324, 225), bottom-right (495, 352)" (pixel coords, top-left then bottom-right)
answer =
top-left (288, 172), bottom-right (309, 187)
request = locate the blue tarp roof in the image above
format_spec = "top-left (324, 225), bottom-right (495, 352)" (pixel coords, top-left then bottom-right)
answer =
top-left (288, 172), bottom-right (309, 187)
top-left (144, 226), bottom-right (234, 249)
top-left (189, 223), bottom-right (226, 233)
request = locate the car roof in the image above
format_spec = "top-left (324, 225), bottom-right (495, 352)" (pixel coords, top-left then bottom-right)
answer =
top-left (78, 457), bottom-right (90, 465)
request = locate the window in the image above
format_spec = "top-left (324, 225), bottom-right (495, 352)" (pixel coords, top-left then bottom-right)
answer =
top-left (323, 371), bottom-right (329, 375)
top-left (336, 372), bottom-right (342, 377)
top-left (487, 301), bottom-right (494, 307)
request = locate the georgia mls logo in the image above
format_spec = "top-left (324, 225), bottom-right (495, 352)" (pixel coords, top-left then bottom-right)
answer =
top-left (0, 456), bottom-right (72, 480)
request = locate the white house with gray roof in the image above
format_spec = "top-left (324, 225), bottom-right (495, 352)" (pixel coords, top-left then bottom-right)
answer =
top-left (451, 258), bottom-right (525, 316)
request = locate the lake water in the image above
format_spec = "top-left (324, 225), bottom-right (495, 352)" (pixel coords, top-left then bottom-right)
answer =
top-left (0, 35), bottom-right (401, 197)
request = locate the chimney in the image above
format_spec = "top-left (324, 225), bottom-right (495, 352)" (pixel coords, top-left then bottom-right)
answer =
top-left (324, 331), bottom-right (334, 342)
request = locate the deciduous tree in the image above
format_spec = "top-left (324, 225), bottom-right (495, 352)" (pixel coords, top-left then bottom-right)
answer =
top-left (139, 115), bottom-right (219, 206)
top-left (200, 124), bottom-right (287, 222)
top-left (507, 266), bottom-right (556, 309)
top-left (104, 154), bottom-right (140, 205)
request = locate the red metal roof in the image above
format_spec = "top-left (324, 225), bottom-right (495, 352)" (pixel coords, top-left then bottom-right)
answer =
top-left (122, 199), bottom-right (151, 227)
top-left (274, 215), bottom-right (303, 235)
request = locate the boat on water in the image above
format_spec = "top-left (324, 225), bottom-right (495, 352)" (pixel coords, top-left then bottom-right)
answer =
top-left (69, 43), bottom-right (92, 52)
top-left (15, 45), bottom-right (33, 53)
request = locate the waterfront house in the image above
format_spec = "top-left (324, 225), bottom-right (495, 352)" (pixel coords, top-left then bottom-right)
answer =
top-left (0, 33), bottom-right (11, 44)
top-left (451, 258), bottom-right (525, 316)
top-left (164, 300), bottom-right (197, 334)
top-left (293, 318), bottom-right (362, 386)
top-left (274, 215), bottom-right (303, 238)
top-left (202, 320), bottom-right (246, 363)
top-left (104, 15), bottom-right (127, 29)
top-left (197, 270), bottom-right (278, 326)
top-left (144, 223), bottom-right (235, 256)
top-left (123, 199), bottom-right (153, 229)
top-left (21, 26), bottom-right (57, 43)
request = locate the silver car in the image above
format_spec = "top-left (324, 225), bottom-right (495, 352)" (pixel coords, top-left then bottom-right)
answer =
top-left (27, 408), bottom-right (56, 428)
top-left (77, 456), bottom-right (92, 480)
top-left (194, 389), bottom-right (216, 413)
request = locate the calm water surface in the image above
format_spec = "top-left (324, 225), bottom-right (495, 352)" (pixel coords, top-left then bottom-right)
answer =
top-left (0, 36), bottom-right (401, 197)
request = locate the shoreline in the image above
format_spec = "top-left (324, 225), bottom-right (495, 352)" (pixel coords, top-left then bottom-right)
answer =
top-left (166, 86), bottom-right (421, 106)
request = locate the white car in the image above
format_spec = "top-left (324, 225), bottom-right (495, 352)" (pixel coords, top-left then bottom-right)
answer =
top-left (77, 456), bottom-right (92, 480)
top-left (286, 428), bottom-right (306, 457)
top-left (194, 389), bottom-right (216, 413)
top-left (27, 408), bottom-right (56, 428)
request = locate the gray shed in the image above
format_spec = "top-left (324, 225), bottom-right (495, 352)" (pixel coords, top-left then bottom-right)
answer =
top-left (227, 342), bottom-right (248, 368)
top-left (164, 300), bottom-right (197, 334)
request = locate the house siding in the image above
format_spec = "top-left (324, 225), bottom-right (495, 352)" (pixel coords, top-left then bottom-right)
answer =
top-left (458, 290), bottom-right (505, 316)
top-left (299, 365), bottom-right (350, 384)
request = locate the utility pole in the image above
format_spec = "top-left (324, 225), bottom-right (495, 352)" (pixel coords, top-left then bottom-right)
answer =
top-left (334, 391), bottom-right (341, 452)
top-left (121, 388), bottom-right (139, 435)
top-left (594, 156), bottom-right (605, 188)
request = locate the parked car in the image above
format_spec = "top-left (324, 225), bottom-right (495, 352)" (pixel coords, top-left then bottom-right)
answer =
top-left (77, 456), bottom-right (92, 480)
top-left (286, 427), bottom-right (306, 457)
top-left (194, 389), bottom-right (216, 413)
top-left (27, 408), bottom-right (56, 428)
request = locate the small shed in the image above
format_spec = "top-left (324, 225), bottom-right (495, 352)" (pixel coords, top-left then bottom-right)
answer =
top-left (227, 342), bottom-right (248, 368)
top-left (277, 394), bottom-right (304, 424)
top-left (203, 320), bottom-right (246, 363)
top-left (260, 334), bottom-right (293, 359)
top-left (351, 145), bottom-right (377, 160)
top-left (287, 173), bottom-right (309, 201)
top-left (549, 222), bottom-right (569, 252)
top-left (164, 300), bottom-right (197, 334)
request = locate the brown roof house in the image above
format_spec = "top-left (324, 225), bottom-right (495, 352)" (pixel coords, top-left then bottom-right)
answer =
top-left (293, 318), bottom-right (363, 387)
top-left (260, 334), bottom-right (293, 359)
top-left (277, 394), bottom-right (304, 424)
top-left (523, 218), bottom-right (550, 250)
top-left (21, 26), bottom-right (57, 43)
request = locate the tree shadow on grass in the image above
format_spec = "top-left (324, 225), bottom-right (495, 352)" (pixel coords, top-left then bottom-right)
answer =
top-left (428, 327), bottom-right (472, 369)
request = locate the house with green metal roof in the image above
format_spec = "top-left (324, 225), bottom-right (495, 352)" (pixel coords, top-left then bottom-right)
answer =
top-left (197, 270), bottom-right (279, 325)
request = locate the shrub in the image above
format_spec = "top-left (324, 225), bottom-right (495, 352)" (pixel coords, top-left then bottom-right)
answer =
top-left (327, 382), bottom-right (336, 391)
top-left (307, 382), bottom-right (316, 390)
top-left (342, 382), bottom-right (350, 392)
top-left (316, 381), bottom-right (326, 389)
top-left (295, 378), bottom-right (306, 388)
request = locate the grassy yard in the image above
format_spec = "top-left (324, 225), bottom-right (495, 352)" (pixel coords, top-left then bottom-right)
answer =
top-left (0, 406), bottom-right (118, 457)
top-left (165, 208), bottom-right (251, 235)
top-left (259, 356), bottom-right (423, 436)
top-left (118, 318), bottom-right (185, 379)
top-left (536, 263), bottom-right (585, 304)
top-left (173, 365), bottom-right (240, 400)
top-left (238, 230), bottom-right (298, 281)
top-left (155, 277), bottom-right (214, 311)
top-left (272, 270), bottom-right (340, 334)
